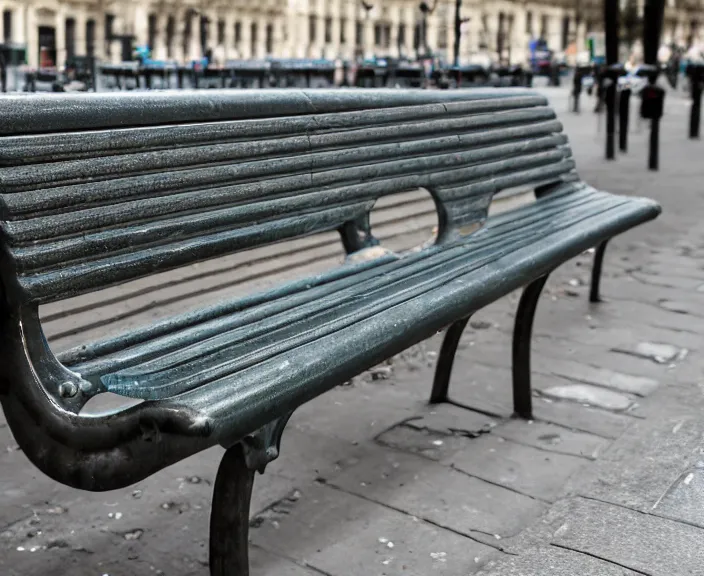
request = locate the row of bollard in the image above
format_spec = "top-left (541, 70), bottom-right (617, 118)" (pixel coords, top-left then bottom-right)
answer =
top-left (572, 62), bottom-right (704, 171)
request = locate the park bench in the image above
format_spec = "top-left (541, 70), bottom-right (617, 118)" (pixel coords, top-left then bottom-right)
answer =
top-left (0, 89), bottom-right (659, 574)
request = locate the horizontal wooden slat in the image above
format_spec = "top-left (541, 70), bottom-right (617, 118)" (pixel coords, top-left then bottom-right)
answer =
top-left (0, 88), bottom-right (545, 135)
top-left (6, 128), bottom-right (566, 248)
top-left (1, 117), bottom-right (562, 219)
top-left (0, 101), bottom-right (553, 172)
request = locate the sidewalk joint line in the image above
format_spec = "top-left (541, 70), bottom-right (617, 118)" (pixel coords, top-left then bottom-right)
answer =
top-left (549, 543), bottom-right (652, 575)
top-left (578, 494), bottom-right (704, 532)
top-left (322, 480), bottom-right (516, 555)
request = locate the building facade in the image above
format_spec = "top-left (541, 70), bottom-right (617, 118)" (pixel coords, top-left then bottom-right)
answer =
top-left (0, 0), bottom-right (701, 70)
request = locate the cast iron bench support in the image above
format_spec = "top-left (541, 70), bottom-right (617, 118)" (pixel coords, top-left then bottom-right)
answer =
top-left (430, 273), bottom-right (553, 419)
top-left (590, 241), bottom-right (609, 303)
top-left (210, 415), bottom-right (291, 575)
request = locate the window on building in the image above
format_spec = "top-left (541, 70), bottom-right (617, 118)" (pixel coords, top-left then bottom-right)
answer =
top-left (65, 18), bottom-right (76, 60)
top-left (218, 19), bottom-right (225, 45)
top-left (398, 23), bottom-right (405, 47)
top-left (438, 24), bottom-right (448, 49)
top-left (309, 15), bottom-right (316, 43)
top-left (497, 12), bottom-right (505, 57)
top-left (200, 16), bottom-right (208, 55)
top-left (324, 17), bottom-right (332, 43)
top-left (436, 4), bottom-right (448, 50)
top-left (413, 22), bottom-right (421, 50)
top-left (562, 16), bottom-right (570, 49)
top-left (356, 20), bottom-right (363, 46)
top-left (479, 14), bottom-right (488, 49)
top-left (105, 13), bottom-right (115, 57)
top-left (148, 13), bottom-right (157, 51)
top-left (266, 23), bottom-right (273, 54)
top-left (540, 14), bottom-right (548, 39)
top-left (251, 22), bottom-right (257, 56)
top-left (234, 21), bottom-right (241, 46)
top-left (340, 18), bottom-right (347, 43)
top-left (374, 23), bottom-right (381, 46)
top-left (105, 13), bottom-right (115, 41)
top-left (526, 11), bottom-right (533, 35)
top-left (2, 9), bottom-right (11, 43)
top-left (183, 12), bottom-right (192, 56)
top-left (166, 16), bottom-right (174, 58)
top-left (86, 19), bottom-right (96, 57)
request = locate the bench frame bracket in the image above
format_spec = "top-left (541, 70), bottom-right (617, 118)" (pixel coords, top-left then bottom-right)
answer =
top-left (430, 316), bottom-right (472, 404)
top-left (210, 412), bottom-right (292, 576)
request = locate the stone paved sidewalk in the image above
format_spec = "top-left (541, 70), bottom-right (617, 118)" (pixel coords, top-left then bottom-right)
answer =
top-left (1, 85), bottom-right (703, 576)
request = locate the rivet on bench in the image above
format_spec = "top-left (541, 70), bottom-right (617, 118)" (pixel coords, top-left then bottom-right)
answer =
top-left (59, 381), bottom-right (78, 398)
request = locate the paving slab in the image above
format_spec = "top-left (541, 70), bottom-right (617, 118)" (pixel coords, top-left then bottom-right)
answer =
top-left (530, 356), bottom-right (660, 397)
top-left (251, 482), bottom-right (498, 575)
top-left (540, 383), bottom-right (635, 412)
top-left (376, 422), bottom-right (470, 462)
top-left (530, 397), bottom-right (634, 440)
top-left (478, 544), bottom-right (643, 576)
top-left (492, 420), bottom-right (608, 460)
top-left (445, 363), bottom-right (636, 439)
top-left (548, 497), bottom-right (704, 576)
top-left (654, 465), bottom-right (704, 529)
top-left (442, 435), bottom-right (588, 503)
top-left (404, 403), bottom-right (500, 437)
top-left (328, 444), bottom-right (545, 540)
top-left (568, 415), bottom-right (704, 512)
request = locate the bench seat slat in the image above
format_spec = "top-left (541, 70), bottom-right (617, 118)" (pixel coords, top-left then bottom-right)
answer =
top-left (58, 186), bottom-right (657, 401)
top-left (66, 184), bottom-right (589, 379)
top-left (165, 196), bottom-right (658, 441)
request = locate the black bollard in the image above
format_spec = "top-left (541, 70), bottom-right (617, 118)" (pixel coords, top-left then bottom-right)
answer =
top-left (603, 64), bottom-right (626, 160)
top-left (341, 61), bottom-right (350, 87)
top-left (572, 69), bottom-right (583, 113)
top-left (0, 47), bottom-right (6, 93)
top-left (691, 80), bottom-right (702, 139)
top-left (619, 87), bottom-right (632, 152)
top-left (687, 63), bottom-right (703, 139)
top-left (649, 113), bottom-right (660, 170)
top-left (605, 79), bottom-right (617, 159)
top-left (640, 72), bottom-right (665, 171)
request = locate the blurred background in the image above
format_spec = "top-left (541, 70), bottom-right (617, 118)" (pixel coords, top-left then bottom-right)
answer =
top-left (0, 0), bottom-right (702, 92)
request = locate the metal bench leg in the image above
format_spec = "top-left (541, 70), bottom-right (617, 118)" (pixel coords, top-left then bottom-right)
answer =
top-left (590, 241), bottom-right (609, 303)
top-left (210, 444), bottom-right (254, 576)
top-left (512, 275), bottom-right (549, 419)
top-left (430, 316), bottom-right (471, 404)
top-left (210, 414), bottom-right (292, 576)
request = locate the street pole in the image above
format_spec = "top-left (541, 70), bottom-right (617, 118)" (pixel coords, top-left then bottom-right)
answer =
top-left (689, 64), bottom-right (703, 139)
top-left (603, 0), bottom-right (619, 160)
top-left (642, 0), bottom-right (666, 171)
top-left (453, 0), bottom-right (462, 67)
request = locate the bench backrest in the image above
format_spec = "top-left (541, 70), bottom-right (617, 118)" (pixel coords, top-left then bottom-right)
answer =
top-left (0, 89), bottom-right (574, 306)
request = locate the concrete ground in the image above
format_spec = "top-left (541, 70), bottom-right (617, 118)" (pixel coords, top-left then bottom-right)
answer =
top-left (1, 84), bottom-right (703, 575)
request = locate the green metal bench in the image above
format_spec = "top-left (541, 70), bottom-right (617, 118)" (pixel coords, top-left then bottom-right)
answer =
top-left (0, 89), bottom-right (660, 574)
